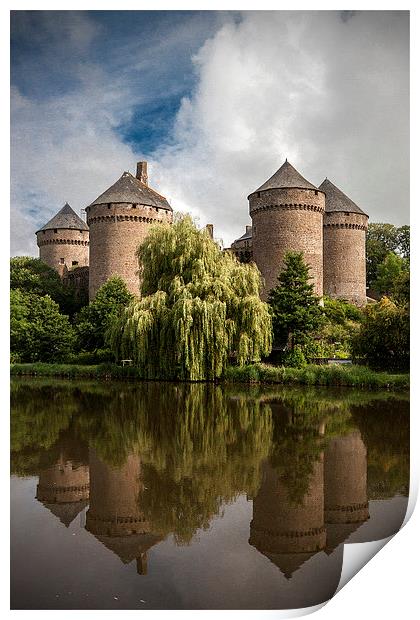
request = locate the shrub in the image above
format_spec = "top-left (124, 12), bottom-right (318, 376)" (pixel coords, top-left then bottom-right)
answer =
top-left (351, 297), bottom-right (409, 371)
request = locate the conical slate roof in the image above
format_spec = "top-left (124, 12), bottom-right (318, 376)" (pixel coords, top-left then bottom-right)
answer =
top-left (88, 171), bottom-right (172, 211)
top-left (36, 203), bottom-right (88, 233)
top-left (249, 160), bottom-right (318, 197)
top-left (319, 179), bottom-right (367, 216)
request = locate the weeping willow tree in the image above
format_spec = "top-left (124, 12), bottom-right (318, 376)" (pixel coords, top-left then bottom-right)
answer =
top-left (107, 215), bottom-right (272, 380)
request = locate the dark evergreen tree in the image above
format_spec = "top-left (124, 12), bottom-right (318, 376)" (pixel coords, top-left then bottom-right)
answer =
top-left (268, 251), bottom-right (323, 350)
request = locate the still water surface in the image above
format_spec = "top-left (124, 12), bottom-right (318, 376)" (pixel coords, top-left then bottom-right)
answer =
top-left (10, 379), bottom-right (409, 610)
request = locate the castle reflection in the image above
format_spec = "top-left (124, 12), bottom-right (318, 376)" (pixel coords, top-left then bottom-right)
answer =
top-left (86, 449), bottom-right (162, 574)
top-left (11, 380), bottom-right (409, 587)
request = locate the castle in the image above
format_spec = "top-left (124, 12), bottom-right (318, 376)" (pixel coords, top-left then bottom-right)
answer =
top-left (36, 159), bottom-right (368, 304)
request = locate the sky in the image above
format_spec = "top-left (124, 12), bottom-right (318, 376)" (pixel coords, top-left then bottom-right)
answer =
top-left (10, 10), bottom-right (409, 256)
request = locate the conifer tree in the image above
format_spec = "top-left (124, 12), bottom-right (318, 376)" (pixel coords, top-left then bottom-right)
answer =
top-left (268, 251), bottom-right (323, 349)
top-left (107, 215), bottom-right (272, 380)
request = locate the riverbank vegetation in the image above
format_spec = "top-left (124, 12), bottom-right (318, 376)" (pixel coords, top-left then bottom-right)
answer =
top-left (10, 361), bottom-right (409, 390)
top-left (10, 217), bottom-right (409, 379)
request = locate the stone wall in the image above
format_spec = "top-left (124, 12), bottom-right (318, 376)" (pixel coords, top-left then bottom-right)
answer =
top-left (323, 211), bottom-right (368, 305)
top-left (37, 228), bottom-right (89, 278)
top-left (86, 202), bottom-right (173, 300)
top-left (250, 187), bottom-right (325, 298)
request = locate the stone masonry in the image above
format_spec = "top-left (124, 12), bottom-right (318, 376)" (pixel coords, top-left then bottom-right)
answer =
top-left (37, 158), bottom-right (368, 305)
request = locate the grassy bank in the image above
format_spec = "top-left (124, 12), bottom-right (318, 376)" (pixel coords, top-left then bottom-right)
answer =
top-left (224, 363), bottom-right (409, 390)
top-left (10, 362), bottom-right (409, 390)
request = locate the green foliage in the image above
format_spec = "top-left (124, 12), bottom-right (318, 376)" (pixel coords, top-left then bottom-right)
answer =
top-left (224, 362), bottom-right (409, 390)
top-left (74, 276), bottom-right (133, 353)
top-left (366, 223), bottom-right (410, 287)
top-left (10, 256), bottom-right (83, 316)
top-left (322, 296), bottom-right (362, 324)
top-left (351, 297), bottom-right (409, 372)
top-left (373, 252), bottom-right (409, 304)
top-left (268, 251), bottom-right (323, 349)
top-left (107, 215), bottom-right (272, 380)
top-left (280, 346), bottom-right (307, 368)
top-left (11, 360), bottom-right (409, 390)
top-left (10, 289), bottom-right (75, 363)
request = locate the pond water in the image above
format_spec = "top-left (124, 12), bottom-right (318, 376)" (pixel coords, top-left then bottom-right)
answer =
top-left (10, 379), bottom-right (409, 610)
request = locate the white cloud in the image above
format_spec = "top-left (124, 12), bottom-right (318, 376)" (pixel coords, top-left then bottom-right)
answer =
top-left (150, 11), bottom-right (409, 247)
top-left (11, 11), bottom-right (409, 256)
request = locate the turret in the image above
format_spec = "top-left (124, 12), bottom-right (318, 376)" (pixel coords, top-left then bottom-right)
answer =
top-left (36, 203), bottom-right (89, 277)
top-left (320, 178), bottom-right (369, 305)
top-left (249, 160), bottom-right (325, 299)
top-left (86, 161), bottom-right (173, 299)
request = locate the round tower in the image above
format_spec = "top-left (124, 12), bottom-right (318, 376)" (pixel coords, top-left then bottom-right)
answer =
top-left (36, 203), bottom-right (89, 278)
top-left (320, 179), bottom-right (369, 305)
top-left (249, 160), bottom-right (325, 299)
top-left (86, 161), bottom-right (173, 300)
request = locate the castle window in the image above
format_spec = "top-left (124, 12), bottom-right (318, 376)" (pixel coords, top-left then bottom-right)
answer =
top-left (315, 190), bottom-right (318, 195)
top-left (256, 192), bottom-right (261, 198)
top-left (72, 260), bottom-right (78, 266)
top-left (345, 212), bottom-right (350, 216)
top-left (60, 258), bottom-right (64, 264)
top-left (132, 204), bottom-right (136, 208)
top-left (107, 204), bottom-right (111, 209)
top-left (54, 228), bottom-right (57, 233)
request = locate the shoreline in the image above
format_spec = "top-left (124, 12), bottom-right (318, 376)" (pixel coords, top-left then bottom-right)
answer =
top-left (10, 362), bottom-right (410, 391)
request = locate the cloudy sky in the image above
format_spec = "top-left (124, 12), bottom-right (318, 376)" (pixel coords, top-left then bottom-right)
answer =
top-left (11, 10), bottom-right (409, 256)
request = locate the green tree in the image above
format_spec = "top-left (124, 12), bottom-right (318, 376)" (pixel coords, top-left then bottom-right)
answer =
top-left (351, 297), bottom-right (409, 371)
top-left (366, 223), bottom-right (410, 287)
top-left (10, 256), bottom-right (83, 316)
top-left (10, 289), bottom-right (75, 362)
top-left (268, 251), bottom-right (323, 351)
top-left (74, 276), bottom-right (133, 352)
top-left (107, 215), bottom-right (272, 380)
top-left (373, 252), bottom-right (410, 303)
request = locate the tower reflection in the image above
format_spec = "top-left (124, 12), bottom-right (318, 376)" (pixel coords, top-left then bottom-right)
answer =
top-left (36, 435), bottom-right (89, 527)
top-left (249, 457), bottom-right (326, 578)
top-left (324, 430), bottom-right (369, 553)
top-left (85, 449), bottom-right (162, 574)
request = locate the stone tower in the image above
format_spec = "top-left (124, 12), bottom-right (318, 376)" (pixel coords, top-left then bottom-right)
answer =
top-left (85, 449), bottom-right (162, 574)
top-left (86, 161), bottom-right (173, 300)
top-left (249, 160), bottom-right (325, 299)
top-left (320, 179), bottom-right (368, 305)
top-left (249, 458), bottom-right (326, 579)
top-left (324, 430), bottom-right (369, 553)
top-left (36, 203), bottom-right (89, 278)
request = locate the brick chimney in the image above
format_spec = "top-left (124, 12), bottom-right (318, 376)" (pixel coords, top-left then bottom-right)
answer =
top-left (205, 224), bottom-right (214, 239)
top-left (246, 225), bottom-right (252, 235)
top-left (136, 161), bottom-right (148, 186)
